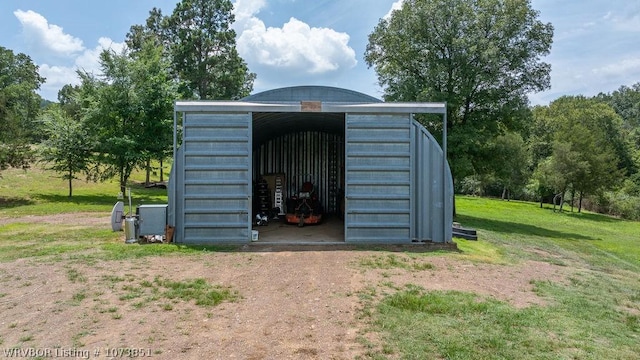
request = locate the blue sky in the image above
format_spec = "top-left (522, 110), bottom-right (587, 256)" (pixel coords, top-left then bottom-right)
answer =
top-left (1, 0), bottom-right (639, 105)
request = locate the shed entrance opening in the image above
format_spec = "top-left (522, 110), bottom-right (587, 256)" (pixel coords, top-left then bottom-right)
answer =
top-left (251, 112), bottom-right (346, 243)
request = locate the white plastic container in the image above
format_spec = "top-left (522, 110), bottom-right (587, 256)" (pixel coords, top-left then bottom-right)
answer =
top-left (251, 230), bottom-right (259, 241)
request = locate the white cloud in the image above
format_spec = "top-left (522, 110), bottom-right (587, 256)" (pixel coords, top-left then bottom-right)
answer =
top-left (602, 6), bottom-right (640, 32)
top-left (233, 0), bottom-right (266, 25)
top-left (38, 64), bottom-right (81, 99)
top-left (384, 0), bottom-right (404, 20)
top-left (592, 57), bottom-right (640, 77)
top-left (13, 9), bottom-right (84, 56)
top-left (233, 0), bottom-right (357, 77)
top-left (238, 17), bottom-right (356, 74)
top-left (36, 37), bottom-right (127, 100)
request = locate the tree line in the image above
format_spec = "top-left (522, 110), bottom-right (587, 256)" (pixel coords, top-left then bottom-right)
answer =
top-left (366, 0), bottom-right (639, 219)
top-left (1, 0), bottom-right (254, 196)
top-left (1, 0), bottom-right (639, 220)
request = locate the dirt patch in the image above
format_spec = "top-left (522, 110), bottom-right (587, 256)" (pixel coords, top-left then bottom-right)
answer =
top-left (0, 214), bottom-right (570, 359)
top-left (0, 212), bottom-right (109, 226)
top-left (0, 250), bottom-right (568, 359)
top-left (355, 255), bottom-right (565, 308)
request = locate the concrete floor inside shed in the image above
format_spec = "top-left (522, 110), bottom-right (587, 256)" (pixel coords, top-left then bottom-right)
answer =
top-left (252, 216), bottom-right (344, 243)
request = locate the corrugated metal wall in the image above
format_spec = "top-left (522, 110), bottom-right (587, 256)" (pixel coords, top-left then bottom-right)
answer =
top-left (412, 120), bottom-right (453, 243)
top-left (170, 97), bottom-right (453, 245)
top-left (344, 114), bottom-right (413, 243)
top-left (178, 113), bottom-right (252, 243)
top-left (253, 131), bottom-right (345, 214)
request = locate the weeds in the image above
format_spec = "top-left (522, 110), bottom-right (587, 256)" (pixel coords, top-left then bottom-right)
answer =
top-left (66, 268), bottom-right (86, 283)
top-left (358, 254), bottom-right (435, 271)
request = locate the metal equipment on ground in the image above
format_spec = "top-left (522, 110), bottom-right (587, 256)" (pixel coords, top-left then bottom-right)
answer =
top-left (285, 176), bottom-right (323, 227)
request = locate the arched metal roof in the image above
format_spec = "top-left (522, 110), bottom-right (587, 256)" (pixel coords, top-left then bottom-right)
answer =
top-left (242, 85), bottom-right (382, 103)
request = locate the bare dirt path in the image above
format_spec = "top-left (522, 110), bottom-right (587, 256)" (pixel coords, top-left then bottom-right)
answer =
top-left (0, 215), bottom-right (568, 359)
top-left (0, 212), bottom-right (110, 227)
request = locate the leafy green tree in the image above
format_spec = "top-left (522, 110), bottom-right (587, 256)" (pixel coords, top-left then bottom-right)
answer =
top-left (149, 0), bottom-right (256, 100)
top-left (488, 132), bottom-right (529, 200)
top-left (78, 49), bottom-right (145, 194)
top-left (126, 8), bottom-right (168, 53)
top-left (533, 96), bottom-right (623, 211)
top-left (0, 46), bottom-right (44, 172)
top-left (57, 84), bottom-right (83, 120)
top-left (77, 41), bottom-right (177, 192)
top-left (528, 105), bottom-right (559, 172)
top-left (129, 39), bottom-right (177, 184)
top-left (535, 141), bottom-right (589, 211)
top-left (365, 0), bottom-right (553, 212)
top-left (39, 105), bottom-right (94, 197)
top-left (595, 83), bottom-right (640, 176)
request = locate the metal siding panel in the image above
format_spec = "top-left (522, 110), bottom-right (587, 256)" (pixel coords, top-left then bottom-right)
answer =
top-left (345, 114), bottom-right (412, 243)
top-left (411, 121), bottom-right (454, 243)
top-left (179, 112), bottom-right (251, 244)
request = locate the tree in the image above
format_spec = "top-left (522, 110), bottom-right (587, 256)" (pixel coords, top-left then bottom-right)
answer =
top-left (129, 39), bottom-right (177, 184)
top-left (77, 42), bottom-right (177, 193)
top-left (78, 49), bottom-right (145, 194)
top-left (488, 132), bottom-right (529, 200)
top-left (365, 0), bottom-right (553, 213)
top-left (534, 141), bottom-right (588, 211)
top-left (126, 8), bottom-right (168, 53)
top-left (0, 46), bottom-right (44, 172)
top-left (533, 96), bottom-right (623, 211)
top-left (57, 84), bottom-right (82, 120)
top-left (595, 83), bottom-right (640, 177)
top-left (142, 0), bottom-right (256, 100)
top-left (39, 105), bottom-right (94, 197)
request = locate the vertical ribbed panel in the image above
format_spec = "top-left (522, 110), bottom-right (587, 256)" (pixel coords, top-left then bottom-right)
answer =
top-left (179, 113), bottom-right (251, 244)
top-left (345, 114), bottom-right (412, 243)
top-left (412, 121), bottom-right (453, 243)
top-left (253, 131), bottom-right (344, 214)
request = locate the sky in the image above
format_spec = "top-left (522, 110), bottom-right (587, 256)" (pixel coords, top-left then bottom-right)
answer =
top-left (1, 0), bottom-right (639, 105)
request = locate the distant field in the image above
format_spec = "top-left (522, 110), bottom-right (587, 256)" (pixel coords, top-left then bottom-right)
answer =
top-left (0, 165), bottom-right (168, 217)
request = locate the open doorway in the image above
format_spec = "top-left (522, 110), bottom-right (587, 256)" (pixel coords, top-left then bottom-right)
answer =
top-left (251, 112), bottom-right (346, 243)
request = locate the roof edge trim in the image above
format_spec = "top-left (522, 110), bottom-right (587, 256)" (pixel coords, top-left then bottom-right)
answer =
top-left (175, 101), bottom-right (446, 114)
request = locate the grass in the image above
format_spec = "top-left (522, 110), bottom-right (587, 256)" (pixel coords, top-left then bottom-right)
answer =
top-left (3, 167), bottom-right (639, 358)
top-left (0, 166), bottom-right (218, 262)
top-left (113, 276), bottom-right (238, 309)
top-left (154, 277), bottom-right (239, 307)
top-left (0, 167), bottom-right (238, 263)
top-left (0, 221), bottom-right (233, 263)
top-left (454, 196), bottom-right (640, 272)
top-left (358, 254), bottom-right (435, 271)
top-left (0, 166), bottom-right (168, 217)
top-left (361, 196), bottom-right (640, 359)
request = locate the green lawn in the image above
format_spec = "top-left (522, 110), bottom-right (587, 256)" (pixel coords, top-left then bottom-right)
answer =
top-left (365, 196), bottom-right (640, 360)
top-left (455, 197), bottom-right (639, 272)
top-left (0, 166), bottom-right (231, 262)
top-left (0, 165), bottom-right (168, 217)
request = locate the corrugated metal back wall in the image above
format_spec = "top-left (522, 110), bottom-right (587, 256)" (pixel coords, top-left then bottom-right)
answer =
top-left (253, 131), bottom-right (345, 214)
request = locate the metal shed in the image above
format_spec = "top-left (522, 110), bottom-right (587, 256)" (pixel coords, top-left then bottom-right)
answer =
top-left (168, 86), bottom-right (453, 244)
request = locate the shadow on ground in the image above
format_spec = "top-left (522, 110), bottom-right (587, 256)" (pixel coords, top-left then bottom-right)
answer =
top-left (455, 214), bottom-right (598, 241)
